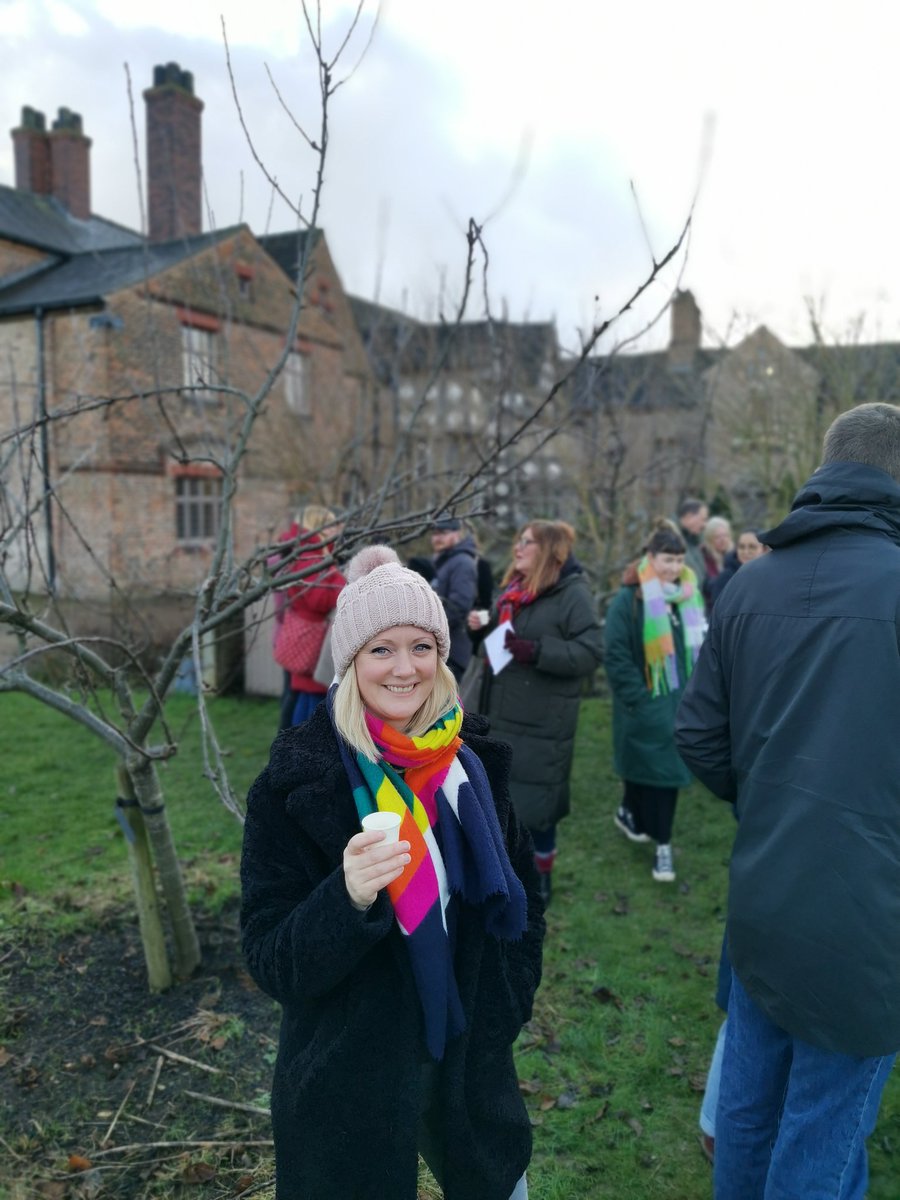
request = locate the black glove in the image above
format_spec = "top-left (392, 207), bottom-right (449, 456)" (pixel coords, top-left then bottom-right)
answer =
top-left (505, 630), bottom-right (538, 665)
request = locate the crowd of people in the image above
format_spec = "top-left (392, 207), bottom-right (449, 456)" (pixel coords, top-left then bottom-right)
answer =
top-left (243, 400), bottom-right (900, 1199)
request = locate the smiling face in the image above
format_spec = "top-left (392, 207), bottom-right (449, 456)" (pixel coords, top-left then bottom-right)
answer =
top-left (649, 551), bottom-right (686, 584)
top-left (354, 626), bottom-right (439, 730)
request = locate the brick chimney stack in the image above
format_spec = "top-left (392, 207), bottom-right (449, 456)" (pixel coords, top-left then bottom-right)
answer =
top-left (49, 107), bottom-right (92, 219)
top-left (11, 106), bottom-right (52, 196)
top-left (668, 289), bottom-right (701, 370)
top-left (144, 63), bottom-right (204, 243)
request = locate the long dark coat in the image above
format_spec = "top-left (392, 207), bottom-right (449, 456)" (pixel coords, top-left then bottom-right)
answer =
top-left (604, 582), bottom-right (693, 789)
top-left (484, 564), bottom-right (603, 831)
top-left (240, 704), bottom-right (545, 1200)
top-left (432, 535), bottom-right (478, 671)
top-left (676, 461), bottom-right (900, 1056)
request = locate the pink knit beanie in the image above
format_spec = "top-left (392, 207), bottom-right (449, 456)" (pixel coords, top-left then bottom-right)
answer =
top-left (331, 545), bottom-right (450, 679)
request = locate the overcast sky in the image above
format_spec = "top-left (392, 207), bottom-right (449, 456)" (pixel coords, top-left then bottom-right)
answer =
top-left (3, 0), bottom-right (900, 357)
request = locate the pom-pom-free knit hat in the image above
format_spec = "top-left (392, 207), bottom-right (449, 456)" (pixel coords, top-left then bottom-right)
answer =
top-left (331, 545), bottom-right (450, 679)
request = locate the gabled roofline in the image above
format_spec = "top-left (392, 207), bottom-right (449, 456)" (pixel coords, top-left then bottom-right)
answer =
top-left (0, 223), bottom-right (247, 317)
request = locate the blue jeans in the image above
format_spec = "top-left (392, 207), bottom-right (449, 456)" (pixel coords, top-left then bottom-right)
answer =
top-left (715, 971), bottom-right (895, 1199)
top-left (700, 1018), bottom-right (728, 1137)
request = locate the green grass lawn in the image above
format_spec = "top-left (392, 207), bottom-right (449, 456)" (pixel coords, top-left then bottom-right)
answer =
top-left (1, 690), bottom-right (898, 1197)
top-left (0, 692), bottom-right (266, 919)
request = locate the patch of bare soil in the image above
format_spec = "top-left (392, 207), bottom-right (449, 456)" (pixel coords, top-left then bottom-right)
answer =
top-left (0, 901), bottom-right (280, 1200)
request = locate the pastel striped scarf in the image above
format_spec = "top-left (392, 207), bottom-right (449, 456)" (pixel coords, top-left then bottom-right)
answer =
top-left (329, 695), bottom-right (527, 1059)
top-left (637, 556), bottom-right (707, 697)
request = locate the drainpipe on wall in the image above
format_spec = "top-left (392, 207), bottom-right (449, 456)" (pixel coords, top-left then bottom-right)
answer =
top-left (35, 306), bottom-right (56, 594)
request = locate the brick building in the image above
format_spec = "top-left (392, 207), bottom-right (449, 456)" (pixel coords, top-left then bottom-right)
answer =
top-left (346, 295), bottom-right (575, 562)
top-left (571, 289), bottom-right (900, 581)
top-left (0, 64), bottom-right (373, 658)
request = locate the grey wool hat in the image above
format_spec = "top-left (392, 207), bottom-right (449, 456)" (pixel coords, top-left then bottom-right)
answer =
top-left (331, 545), bottom-right (450, 679)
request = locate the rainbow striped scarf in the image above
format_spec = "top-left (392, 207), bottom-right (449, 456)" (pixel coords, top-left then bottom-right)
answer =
top-left (329, 695), bottom-right (527, 1059)
top-left (637, 556), bottom-right (707, 697)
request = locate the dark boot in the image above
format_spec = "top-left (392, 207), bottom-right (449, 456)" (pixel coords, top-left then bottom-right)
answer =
top-left (538, 871), bottom-right (552, 907)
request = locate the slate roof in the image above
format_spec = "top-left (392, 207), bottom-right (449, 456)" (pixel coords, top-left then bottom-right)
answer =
top-left (568, 348), bottom-right (722, 414)
top-left (257, 229), bottom-right (319, 284)
top-left (0, 186), bottom-right (141, 255)
top-left (348, 294), bottom-right (558, 388)
top-left (0, 209), bottom-right (239, 316)
top-left (571, 336), bottom-right (900, 417)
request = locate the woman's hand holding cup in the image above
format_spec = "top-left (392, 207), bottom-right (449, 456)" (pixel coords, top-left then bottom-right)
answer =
top-left (344, 812), bottom-right (410, 910)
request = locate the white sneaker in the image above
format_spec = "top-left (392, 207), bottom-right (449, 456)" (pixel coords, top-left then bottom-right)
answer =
top-left (652, 843), bottom-right (675, 882)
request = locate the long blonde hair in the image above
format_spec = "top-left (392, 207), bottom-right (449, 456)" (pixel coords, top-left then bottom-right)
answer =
top-left (501, 519), bottom-right (575, 595)
top-left (297, 504), bottom-right (336, 537)
top-left (332, 654), bottom-right (459, 763)
top-left (702, 516), bottom-right (733, 569)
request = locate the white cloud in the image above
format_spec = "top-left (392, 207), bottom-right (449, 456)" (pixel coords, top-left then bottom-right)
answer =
top-left (47, 0), bottom-right (90, 37)
top-left (4, 0), bottom-right (900, 350)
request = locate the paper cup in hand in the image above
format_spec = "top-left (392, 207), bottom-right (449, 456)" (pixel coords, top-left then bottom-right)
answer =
top-left (362, 811), bottom-right (402, 843)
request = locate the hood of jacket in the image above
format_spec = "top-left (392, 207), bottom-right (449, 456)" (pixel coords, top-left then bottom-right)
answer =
top-left (763, 460), bottom-right (900, 549)
top-left (434, 533), bottom-right (477, 566)
top-left (558, 553), bottom-right (583, 582)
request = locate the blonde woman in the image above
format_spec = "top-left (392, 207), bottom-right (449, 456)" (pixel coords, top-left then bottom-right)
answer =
top-left (700, 516), bottom-right (733, 613)
top-left (242, 546), bottom-right (544, 1199)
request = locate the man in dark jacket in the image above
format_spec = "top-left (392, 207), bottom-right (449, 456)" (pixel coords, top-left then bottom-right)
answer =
top-left (675, 497), bottom-right (709, 588)
top-left (675, 403), bottom-right (900, 1199)
top-left (430, 518), bottom-right (478, 680)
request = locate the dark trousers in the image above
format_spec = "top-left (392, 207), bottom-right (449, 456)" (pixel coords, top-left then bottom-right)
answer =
top-left (278, 671), bottom-right (296, 731)
top-left (624, 780), bottom-right (678, 844)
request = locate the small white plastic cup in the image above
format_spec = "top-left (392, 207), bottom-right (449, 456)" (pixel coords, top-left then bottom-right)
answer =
top-left (476, 609), bottom-right (490, 627)
top-left (361, 811), bottom-right (402, 843)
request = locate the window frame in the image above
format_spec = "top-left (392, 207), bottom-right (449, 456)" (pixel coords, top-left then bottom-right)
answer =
top-left (180, 319), bottom-right (221, 404)
top-left (284, 349), bottom-right (312, 418)
top-left (174, 473), bottom-right (224, 546)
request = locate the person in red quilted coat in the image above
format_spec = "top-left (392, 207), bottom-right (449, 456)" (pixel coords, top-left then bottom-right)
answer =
top-left (272, 504), bottom-right (344, 729)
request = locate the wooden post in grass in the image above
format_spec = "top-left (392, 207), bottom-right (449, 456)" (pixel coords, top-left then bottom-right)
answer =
top-left (116, 763), bottom-right (172, 992)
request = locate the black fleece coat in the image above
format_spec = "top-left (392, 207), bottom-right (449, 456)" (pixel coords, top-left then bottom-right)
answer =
top-left (240, 704), bottom-right (545, 1200)
top-left (676, 461), bottom-right (900, 1056)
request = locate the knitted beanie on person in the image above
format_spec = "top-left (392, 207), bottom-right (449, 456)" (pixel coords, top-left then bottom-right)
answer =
top-left (331, 545), bottom-right (450, 679)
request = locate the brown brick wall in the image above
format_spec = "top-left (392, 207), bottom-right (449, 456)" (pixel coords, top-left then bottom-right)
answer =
top-left (11, 127), bottom-right (52, 195)
top-left (0, 316), bottom-right (43, 592)
top-left (48, 130), bottom-right (92, 220)
top-left (9, 228), bottom-right (375, 601)
top-left (0, 238), bottom-right (50, 281)
top-left (144, 83), bottom-right (203, 242)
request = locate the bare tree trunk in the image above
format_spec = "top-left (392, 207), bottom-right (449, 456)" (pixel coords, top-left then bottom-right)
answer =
top-left (116, 762), bottom-right (172, 992)
top-left (127, 754), bottom-right (201, 979)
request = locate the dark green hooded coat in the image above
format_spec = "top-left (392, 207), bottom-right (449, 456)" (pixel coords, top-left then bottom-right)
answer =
top-left (484, 562), bottom-right (602, 832)
top-left (604, 578), bottom-right (693, 790)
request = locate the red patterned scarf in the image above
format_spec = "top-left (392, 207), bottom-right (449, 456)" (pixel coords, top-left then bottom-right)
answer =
top-left (497, 574), bottom-right (537, 624)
